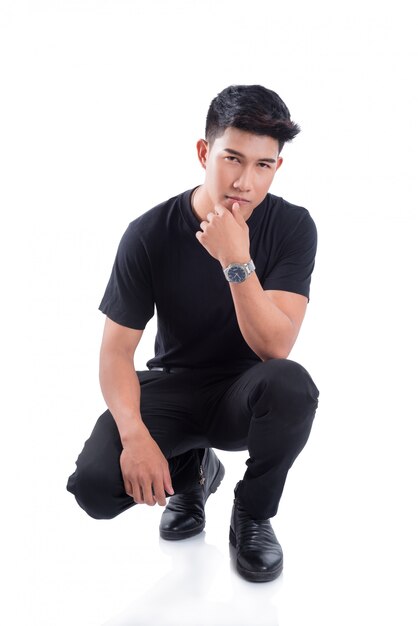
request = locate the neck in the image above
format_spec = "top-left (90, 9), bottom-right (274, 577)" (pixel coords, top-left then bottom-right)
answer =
top-left (191, 185), bottom-right (211, 222)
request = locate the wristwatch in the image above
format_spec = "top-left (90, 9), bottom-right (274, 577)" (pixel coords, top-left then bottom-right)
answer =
top-left (223, 259), bottom-right (256, 283)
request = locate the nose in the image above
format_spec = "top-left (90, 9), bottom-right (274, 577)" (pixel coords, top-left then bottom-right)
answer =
top-left (233, 166), bottom-right (252, 192)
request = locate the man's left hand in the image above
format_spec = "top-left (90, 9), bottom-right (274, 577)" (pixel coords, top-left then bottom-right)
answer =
top-left (195, 203), bottom-right (250, 268)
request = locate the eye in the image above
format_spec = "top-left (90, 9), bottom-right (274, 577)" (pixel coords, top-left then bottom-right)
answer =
top-left (225, 156), bottom-right (240, 163)
top-left (258, 162), bottom-right (271, 169)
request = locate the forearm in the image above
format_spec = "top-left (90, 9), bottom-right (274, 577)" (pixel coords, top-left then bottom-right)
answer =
top-left (99, 344), bottom-right (174, 505)
top-left (195, 203), bottom-right (302, 359)
top-left (99, 350), bottom-right (149, 444)
top-left (229, 273), bottom-right (295, 361)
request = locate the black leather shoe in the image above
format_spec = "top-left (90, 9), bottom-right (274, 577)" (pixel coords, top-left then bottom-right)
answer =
top-left (159, 448), bottom-right (225, 541)
top-left (230, 494), bottom-right (283, 582)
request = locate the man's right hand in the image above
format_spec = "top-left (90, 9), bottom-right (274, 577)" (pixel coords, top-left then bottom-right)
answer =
top-left (120, 430), bottom-right (174, 507)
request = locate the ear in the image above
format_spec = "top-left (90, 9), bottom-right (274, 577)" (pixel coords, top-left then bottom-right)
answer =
top-left (196, 138), bottom-right (209, 169)
top-left (275, 156), bottom-right (284, 173)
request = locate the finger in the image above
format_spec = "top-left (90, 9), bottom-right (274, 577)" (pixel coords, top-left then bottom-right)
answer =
top-left (152, 478), bottom-right (167, 507)
top-left (195, 231), bottom-right (203, 243)
top-left (132, 481), bottom-right (144, 504)
top-left (141, 480), bottom-right (156, 506)
top-left (232, 203), bottom-right (246, 224)
top-left (163, 467), bottom-right (174, 496)
top-left (124, 480), bottom-right (133, 498)
top-left (206, 211), bottom-right (215, 221)
top-left (199, 220), bottom-right (208, 231)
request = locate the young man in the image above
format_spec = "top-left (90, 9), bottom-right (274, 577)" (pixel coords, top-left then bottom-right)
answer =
top-left (67, 85), bottom-right (319, 583)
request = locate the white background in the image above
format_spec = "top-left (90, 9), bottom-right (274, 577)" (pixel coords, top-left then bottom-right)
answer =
top-left (1, 1), bottom-right (417, 624)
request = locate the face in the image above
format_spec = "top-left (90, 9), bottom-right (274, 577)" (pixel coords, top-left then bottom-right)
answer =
top-left (197, 127), bottom-right (283, 219)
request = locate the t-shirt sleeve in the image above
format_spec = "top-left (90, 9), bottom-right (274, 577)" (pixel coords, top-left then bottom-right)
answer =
top-left (98, 222), bottom-right (155, 330)
top-left (262, 211), bottom-right (317, 300)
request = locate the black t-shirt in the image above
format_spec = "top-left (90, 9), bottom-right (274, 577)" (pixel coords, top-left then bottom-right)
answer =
top-left (99, 188), bottom-right (317, 369)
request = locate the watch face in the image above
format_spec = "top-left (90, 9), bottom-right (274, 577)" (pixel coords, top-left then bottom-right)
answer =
top-left (227, 265), bottom-right (246, 283)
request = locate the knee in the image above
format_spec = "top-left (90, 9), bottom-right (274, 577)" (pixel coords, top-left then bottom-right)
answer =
top-left (270, 358), bottom-right (318, 399)
top-left (67, 466), bottom-right (125, 520)
top-left (252, 358), bottom-right (319, 417)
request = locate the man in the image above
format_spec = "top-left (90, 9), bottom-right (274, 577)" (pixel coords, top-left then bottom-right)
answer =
top-left (67, 84), bottom-right (319, 583)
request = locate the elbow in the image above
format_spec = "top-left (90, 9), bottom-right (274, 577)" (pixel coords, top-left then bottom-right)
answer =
top-left (258, 339), bottom-right (294, 362)
top-left (261, 350), bottom-right (290, 362)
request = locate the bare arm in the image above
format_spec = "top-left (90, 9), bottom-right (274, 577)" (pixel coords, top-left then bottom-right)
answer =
top-left (99, 317), bottom-right (146, 441)
top-left (229, 279), bottom-right (307, 360)
top-left (196, 202), bottom-right (308, 360)
top-left (99, 317), bottom-right (174, 506)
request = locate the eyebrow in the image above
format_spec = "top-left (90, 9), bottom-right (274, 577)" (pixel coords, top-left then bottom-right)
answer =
top-left (223, 148), bottom-right (277, 164)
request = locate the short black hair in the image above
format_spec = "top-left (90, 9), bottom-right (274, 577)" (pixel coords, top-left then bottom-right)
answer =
top-left (205, 84), bottom-right (300, 154)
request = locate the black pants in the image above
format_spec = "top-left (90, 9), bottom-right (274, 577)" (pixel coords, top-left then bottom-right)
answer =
top-left (67, 359), bottom-right (319, 520)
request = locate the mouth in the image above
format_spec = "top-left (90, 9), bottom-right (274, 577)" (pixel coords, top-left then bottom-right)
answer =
top-left (225, 195), bottom-right (250, 204)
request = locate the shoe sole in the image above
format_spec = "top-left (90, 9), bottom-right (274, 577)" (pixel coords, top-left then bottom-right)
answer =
top-left (159, 461), bottom-right (225, 541)
top-left (229, 528), bottom-right (283, 583)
